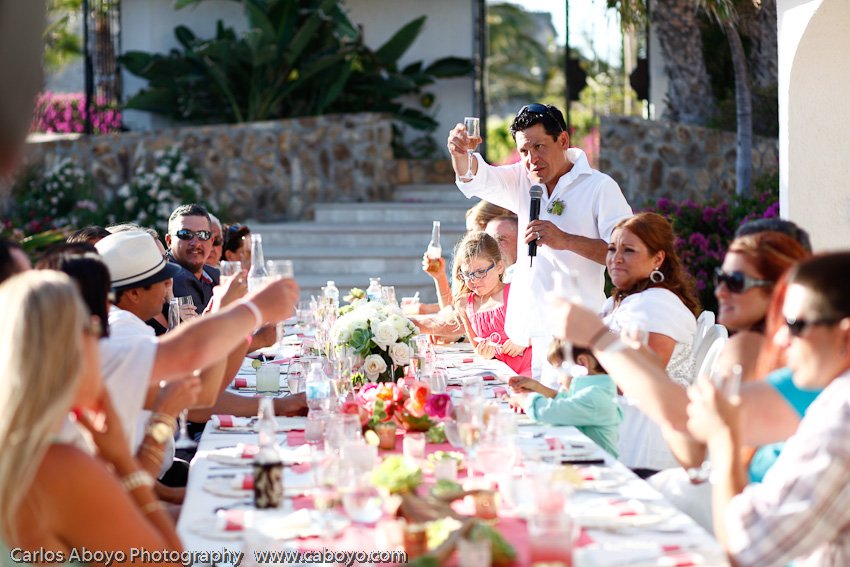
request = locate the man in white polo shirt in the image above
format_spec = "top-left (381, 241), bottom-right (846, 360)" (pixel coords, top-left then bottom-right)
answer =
top-left (447, 104), bottom-right (632, 354)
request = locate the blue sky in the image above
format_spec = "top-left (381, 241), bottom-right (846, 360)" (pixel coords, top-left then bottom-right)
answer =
top-left (505, 0), bottom-right (623, 65)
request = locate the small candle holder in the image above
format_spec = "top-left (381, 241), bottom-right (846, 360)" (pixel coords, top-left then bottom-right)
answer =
top-left (402, 432), bottom-right (426, 460)
top-left (374, 421), bottom-right (397, 451)
top-left (433, 457), bottom-right (458, 483)
top-left (473, 489), bottom-right (498, 520)
top-left (402, 522), bottom-right (428, 557)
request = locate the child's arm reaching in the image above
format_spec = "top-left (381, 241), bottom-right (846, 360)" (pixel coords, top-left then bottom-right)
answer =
top-left (508, 375), bottom-right (556, 397)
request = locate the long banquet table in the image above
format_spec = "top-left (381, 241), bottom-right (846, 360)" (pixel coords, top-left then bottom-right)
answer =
top-left (176, 341), bottom-right (729, 566)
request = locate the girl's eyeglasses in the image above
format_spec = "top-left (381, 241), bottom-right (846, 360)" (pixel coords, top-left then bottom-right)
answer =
top-left (458, 262), bottom-right (496, 282)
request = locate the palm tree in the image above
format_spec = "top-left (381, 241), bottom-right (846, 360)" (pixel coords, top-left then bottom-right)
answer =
top-left (612, 0), bottom-right (756, 197)
top-left (487, 2), bottom-right (557, 115)
top-left (698, 0), bottom-right (752, 197)
top-left (610, 0), bottom-right (715, 126)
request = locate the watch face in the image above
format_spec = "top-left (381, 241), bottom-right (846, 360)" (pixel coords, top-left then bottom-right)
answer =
top-left (149, 422), bottom-right (173, 444)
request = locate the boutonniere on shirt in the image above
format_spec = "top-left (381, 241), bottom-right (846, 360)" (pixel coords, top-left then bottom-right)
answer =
top-left (547, 199), bottom-right (565, 216)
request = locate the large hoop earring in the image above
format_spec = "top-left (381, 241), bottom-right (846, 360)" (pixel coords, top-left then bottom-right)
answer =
top-left (649, 268), bottom-right (665, 283)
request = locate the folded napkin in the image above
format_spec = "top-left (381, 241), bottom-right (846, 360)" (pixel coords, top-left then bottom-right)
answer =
top-left (216, 509), bottom-right (250, 532)
top-left (212, 415), bottom-right (253, 429)
top-left (232, 377), bottom-right (256, 389)
top-left (232, 473), bottom-right (254, 490)
top-left (261, 508), bottom-right (314, 539)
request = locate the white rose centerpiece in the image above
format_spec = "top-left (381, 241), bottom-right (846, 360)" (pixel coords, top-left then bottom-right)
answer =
top-left (331, 299), bottom-right (417, 383)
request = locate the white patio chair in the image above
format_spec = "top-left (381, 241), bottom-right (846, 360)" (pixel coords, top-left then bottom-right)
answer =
top-left (693, 323), bottom-right (728, 380)
top-left (695, 334), bottom-right (729, 383)
top-left (694, 310), bottom-right (716, 350)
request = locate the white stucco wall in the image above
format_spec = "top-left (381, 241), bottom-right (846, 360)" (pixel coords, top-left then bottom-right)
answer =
top-left (778, 0), bottom-right (850, 251)
top-left (121, 0), bottom-right (248, 131)
top-left (343, 0), bottom-right (474, 155)
top-left (120, 0), bottom-right (474, 155)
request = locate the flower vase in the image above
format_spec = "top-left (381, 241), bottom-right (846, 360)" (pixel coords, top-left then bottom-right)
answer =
top-left (377, 363), bottom-right (404, 384)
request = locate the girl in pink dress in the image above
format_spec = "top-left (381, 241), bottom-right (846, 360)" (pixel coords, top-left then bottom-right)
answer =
top-left (453, 232), bottom-right (532, 375)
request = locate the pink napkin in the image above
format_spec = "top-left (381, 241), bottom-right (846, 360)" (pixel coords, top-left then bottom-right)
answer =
top-left (213, 415), bottom-right (236, 428)
top-left (233, 378), bottom-right (253, 389)
top-left (231, 473), bottom-right (254, 490)
top-left (240, 444), bottom-right (259, 459)
top-left (463, 358), bottom-right (474, 363)
top-left (545, 437), bottom-right (564, 451)
top-left (216, 509), bottom-right (246, 531)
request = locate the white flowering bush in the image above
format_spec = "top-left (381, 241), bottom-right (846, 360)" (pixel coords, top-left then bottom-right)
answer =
top-left (110, 146), bottom-right (209, 232)
top-left (11, 159), bottom-right (104, 234)
top-left (332, 300), bottom-right (417, 383)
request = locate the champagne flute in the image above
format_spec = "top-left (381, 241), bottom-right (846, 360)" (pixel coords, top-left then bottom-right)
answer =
top-left (549, 270), bottom-right (585, 378)
top-left (456, 400), bottom-right (483, 478)
top-left (167, 300), bottom-right (198, 449)
top-left (459, 117), bottom-right (481, 182)
top-left (687, 364), bottom-right (743, 482)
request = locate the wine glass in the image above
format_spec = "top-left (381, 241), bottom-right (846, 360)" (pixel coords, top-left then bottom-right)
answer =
top-left (166, 300), bottom-right (198, 450)
top-left (459, 117), bottom-right (481, 182)
top-left (620, 315), bottom-right (649, 348)
top-left (549, 270), bottom-right (586, 379)
top-left (266, 259), bottom-right (294, 280)
top-left (687, 364), bottom-right (743, 482)
top-left (456, 400), bottom-right (483, 478)
top-left (220, 260), bottom-right (242, 282)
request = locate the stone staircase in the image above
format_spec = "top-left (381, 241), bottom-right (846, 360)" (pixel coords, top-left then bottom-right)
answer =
top-left (253, 184), bottom-right (478, 303)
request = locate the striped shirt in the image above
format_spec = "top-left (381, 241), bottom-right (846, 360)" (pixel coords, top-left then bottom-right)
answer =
top-left (726, 371), bottom-right (850, 566)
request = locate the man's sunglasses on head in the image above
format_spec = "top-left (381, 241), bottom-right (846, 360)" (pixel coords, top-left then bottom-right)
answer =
top-left (517, 103), bottom-right (566, 132)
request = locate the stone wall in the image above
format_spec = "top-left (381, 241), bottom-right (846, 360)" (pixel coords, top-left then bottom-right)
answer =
top-left (600, 115), bottom-right (779, 208)
top-left (7, 113), bottom-right (394, 221)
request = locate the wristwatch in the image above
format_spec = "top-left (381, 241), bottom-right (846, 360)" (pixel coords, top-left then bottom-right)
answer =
top-left (146, 418), bottom-right (176, 444)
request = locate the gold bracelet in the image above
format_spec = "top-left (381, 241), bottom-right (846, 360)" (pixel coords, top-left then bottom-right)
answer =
top-left (149, 412), bottom-right (178, 430)
top-left (139, 442), bottom-right (165, 465)
top-left (140, 500), bottom-right (166, 515)
top-left (121, 470), bottom-right (154, 492)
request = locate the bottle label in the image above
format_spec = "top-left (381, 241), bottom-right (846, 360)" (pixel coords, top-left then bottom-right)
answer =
top-left (253, 461), bottom-right (283, 509)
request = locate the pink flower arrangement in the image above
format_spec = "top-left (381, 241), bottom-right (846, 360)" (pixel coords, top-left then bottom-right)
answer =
top-left (354, 380), bottom-right (453, 431)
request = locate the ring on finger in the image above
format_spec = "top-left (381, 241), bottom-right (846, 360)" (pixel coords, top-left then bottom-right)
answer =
top-left (535, 231), bottom-right (541, 240)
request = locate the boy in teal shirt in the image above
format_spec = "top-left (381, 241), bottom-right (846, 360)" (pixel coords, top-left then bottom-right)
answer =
top-left (507, 345), bottom-right (622, 458)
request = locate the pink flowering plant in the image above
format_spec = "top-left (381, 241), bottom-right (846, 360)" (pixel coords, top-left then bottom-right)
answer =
top-left (650, 175), bottom-right (778, 311)
top-left (31, 92), bottom-right (122, 134)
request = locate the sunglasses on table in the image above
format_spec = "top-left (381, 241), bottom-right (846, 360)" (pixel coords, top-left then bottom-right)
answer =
top-left (173, 229), bottom-right (212, 242)
top-left (784, 315), bottom-right (844, 337)
top-left (457, 262), bottom-right (496, 282)
top-left (713, 268), bottom-right (773, 294)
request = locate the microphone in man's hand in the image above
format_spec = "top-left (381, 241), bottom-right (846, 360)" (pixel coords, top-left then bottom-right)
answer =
top-left (528, 184), bottom-right (544, 266)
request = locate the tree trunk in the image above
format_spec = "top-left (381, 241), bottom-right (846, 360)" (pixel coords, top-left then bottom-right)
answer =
top-left (749, 0), bottom-right (778, 90)
top-left (724, 20), bottom-right (753, 198)
top-left (651, 0), bottom-right (715, 126)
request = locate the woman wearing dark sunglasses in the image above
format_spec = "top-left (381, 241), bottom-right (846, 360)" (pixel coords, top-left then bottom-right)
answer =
top-left (713, 231), bottom-right (809, 381)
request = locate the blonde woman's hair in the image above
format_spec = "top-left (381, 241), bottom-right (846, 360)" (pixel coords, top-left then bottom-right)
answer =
top-left (0, 271), bottom-right (89, 542)
top-left (450, 231), bottom-right (503, 302)
top-left (465, 201), bottom-right (512, 231)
